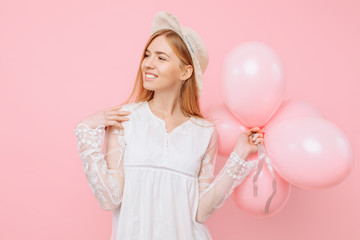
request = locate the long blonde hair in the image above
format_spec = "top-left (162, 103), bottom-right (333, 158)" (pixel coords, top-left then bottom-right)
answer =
top-left (121, 29), bottom-right (204, 119)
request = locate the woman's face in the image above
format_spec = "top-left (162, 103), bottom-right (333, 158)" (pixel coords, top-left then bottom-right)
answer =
top-left (141, 35), bottom-right (190, 93)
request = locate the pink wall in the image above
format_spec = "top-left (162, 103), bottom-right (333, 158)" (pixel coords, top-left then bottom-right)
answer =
top-left (1, 0), bottom-right (359, 239)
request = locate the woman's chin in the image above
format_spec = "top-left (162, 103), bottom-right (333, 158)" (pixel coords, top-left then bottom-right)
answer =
top-left (143, 83), bottom-right (156, 91)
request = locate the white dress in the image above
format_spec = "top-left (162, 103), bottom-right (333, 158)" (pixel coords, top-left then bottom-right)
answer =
top-left (74, 101), bottom-right (258, 240)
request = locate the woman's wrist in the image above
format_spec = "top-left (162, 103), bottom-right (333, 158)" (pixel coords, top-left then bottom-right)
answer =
top-left (232, 146), bottom-right (251, 161)
top-left (78, 120), bottom-right (98, 129)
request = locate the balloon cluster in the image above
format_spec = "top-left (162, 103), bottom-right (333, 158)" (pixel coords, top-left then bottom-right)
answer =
top-left (205, 42), bottom-right (354, 218)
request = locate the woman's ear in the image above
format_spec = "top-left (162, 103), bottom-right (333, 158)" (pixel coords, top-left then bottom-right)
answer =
top-left (180, 65), bottom-right (193, 81)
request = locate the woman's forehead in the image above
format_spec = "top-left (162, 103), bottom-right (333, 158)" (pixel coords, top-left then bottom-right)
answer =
top-left (147, 35), bottom-right (174, 57)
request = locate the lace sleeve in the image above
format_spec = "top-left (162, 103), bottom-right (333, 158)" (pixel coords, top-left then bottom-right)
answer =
top-left (196, 127), bottom-right (258, 223)
top-left (74, 123), bottom-right (126, 211)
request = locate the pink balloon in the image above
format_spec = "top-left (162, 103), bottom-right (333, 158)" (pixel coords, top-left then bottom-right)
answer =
top-left (266, 99), bottom-right (323, 129)
top-left (233, 162), bottom-right (291, 218)
top-left (223, 41), bottom-right (286, 127)
top-left (265, 116), bottom-right (354, 190)
top-left (204, 104), bottom-right (247, 156)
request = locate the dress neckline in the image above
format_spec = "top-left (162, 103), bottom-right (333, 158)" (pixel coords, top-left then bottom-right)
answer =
top-left (145, 101), bottom-right (193, 134)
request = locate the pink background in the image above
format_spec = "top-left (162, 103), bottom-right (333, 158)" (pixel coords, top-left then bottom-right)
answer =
top-left (1, 0), bottom-right (359, 239)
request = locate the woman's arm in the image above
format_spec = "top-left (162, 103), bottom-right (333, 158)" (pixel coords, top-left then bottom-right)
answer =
top-left (196, 128), bottom-right (258, 223)
top-left (74, 122), bottom-right (126, 211)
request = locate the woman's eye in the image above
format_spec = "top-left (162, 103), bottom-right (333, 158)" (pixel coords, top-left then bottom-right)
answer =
top-left (144, 54), bottom-right (165, 61)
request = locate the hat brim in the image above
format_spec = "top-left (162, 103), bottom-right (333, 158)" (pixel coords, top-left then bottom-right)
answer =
top-left (150, 11), bottom-right (203, 95)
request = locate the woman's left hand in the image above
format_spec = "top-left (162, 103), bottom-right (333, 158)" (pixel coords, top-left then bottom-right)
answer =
top-left (234, 127), bottom-right (264, 155)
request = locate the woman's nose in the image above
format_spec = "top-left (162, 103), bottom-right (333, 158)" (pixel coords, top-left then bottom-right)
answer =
top-left (144, 56), bottom-right (155, 68)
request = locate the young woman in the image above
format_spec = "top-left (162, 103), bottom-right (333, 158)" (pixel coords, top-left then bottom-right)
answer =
top-left (74, 11), bottom-right (264, 240)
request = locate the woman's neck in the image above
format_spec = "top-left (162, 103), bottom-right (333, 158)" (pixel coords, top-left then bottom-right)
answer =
top-left (148, 91), bottom-right (182, 120)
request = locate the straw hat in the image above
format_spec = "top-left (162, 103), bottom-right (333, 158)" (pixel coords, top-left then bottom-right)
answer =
top-left (150, 11), bottom-right (209, 96)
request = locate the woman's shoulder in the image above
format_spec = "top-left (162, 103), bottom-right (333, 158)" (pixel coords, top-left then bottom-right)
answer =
top-left (120, 101), bottom-right (147, 112)
top-left (190, 115), bottom-right (215, 129)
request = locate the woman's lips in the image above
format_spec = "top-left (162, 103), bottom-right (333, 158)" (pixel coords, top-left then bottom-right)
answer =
top-left (144, 73), bottom-right (158, 81)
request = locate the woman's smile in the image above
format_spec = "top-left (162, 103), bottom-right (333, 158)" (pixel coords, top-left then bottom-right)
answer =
top-left (144, 72), bottom-right (158, 81)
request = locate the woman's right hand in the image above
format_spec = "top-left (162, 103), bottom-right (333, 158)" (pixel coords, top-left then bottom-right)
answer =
top-left (233, 127), bottom-right (264, 157)
top-left (79, 104), bottom-right (131, 130)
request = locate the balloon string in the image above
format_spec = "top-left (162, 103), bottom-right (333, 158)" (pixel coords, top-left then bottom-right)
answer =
top-left (252, 144), bottom-right (264, 197)
top-left (252, 142), bottom-right (278, 214)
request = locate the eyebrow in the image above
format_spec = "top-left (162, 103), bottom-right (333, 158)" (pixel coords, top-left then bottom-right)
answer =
top-left (145, 49), bottom-right (170, 58)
